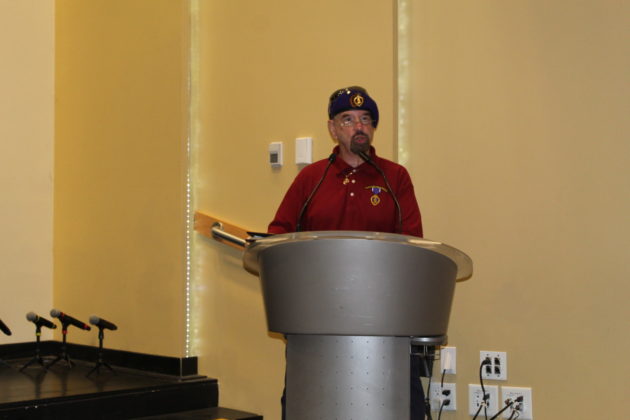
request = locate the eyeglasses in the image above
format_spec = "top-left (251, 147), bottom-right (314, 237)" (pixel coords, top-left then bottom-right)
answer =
top-left (337, 114), bottom-right (374, 127)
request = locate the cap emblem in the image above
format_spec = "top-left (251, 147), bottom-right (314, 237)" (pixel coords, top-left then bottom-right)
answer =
top-left (350, 93), bottom-right (365, 108)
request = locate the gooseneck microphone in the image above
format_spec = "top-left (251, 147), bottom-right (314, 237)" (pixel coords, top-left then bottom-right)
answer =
top-left (50, 309), bottom-right (91, 331)
top-left (0, 319), bottom-right (12, 336)
top-left (357, 150), bottom-right (403, 234)
top-left (26, 312), bottom-right (57, 329)
top-left (296, 153), bottom-right (337, 232)
top-left (89, 316), bottom-right (118, 331)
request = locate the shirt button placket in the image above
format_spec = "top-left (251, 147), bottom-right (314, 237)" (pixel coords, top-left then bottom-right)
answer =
top-left (346, 169), bottom-right (358, 198)
top-left (348, 170), bottom-right (358, 197)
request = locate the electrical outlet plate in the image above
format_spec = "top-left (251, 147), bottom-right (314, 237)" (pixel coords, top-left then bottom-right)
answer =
top-left (501, 386), bottom-right (533, 419)
top-left (480, 350), bottom-right (507, 380)
top-left (440, 346), bottom-right (456, 374)
top-left (468, 384), bottom-right (499, 417)
top-left (430, 382), bottom-right (456, 412)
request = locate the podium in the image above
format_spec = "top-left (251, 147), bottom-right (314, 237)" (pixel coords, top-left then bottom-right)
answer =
top-left (243, 231), bottom-right (472, 419)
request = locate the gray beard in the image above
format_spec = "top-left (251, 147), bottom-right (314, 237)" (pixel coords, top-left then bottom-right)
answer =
top-left (350, 139), bottom-right (370, 155)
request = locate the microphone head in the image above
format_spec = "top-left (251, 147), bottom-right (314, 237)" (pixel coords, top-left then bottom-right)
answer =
top-left (26, 312), bottom-right (37, 322)
top-left (50, 308), bottom-right (60, 318)
top-left (89, 315), bottom-right (117, 330)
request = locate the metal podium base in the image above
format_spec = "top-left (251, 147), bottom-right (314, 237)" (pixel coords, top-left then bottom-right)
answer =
top-left (286, 335), bottom-right (410, 420)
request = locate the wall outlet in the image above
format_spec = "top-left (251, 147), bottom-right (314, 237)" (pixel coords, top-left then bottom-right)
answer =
top-left (440, 346), bottom-right (456, 374)
top-left (501, 386), bottom-right (533, 419)
top-left (430, 382), bottom-right (456, 412)
top-left (468, 384), bottom-right (499, 417)
top-left (480, 350), bottom-right (507, 380)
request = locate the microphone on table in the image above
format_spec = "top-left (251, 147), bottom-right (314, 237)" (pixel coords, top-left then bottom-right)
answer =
top-left (356, 150), bottom-right (403, 234)
top-left (89, 316), bottom-right (118, 331)
top-left (26, 312), bottom-right (57, 329)
top-left (86, 316), bottom-right (117, 376)
top-left (50, 309), bottom-right (91, 331)
top-left (0, 319), bottom-right (12, 335)
top-left (296, 153), bottom-right (337, 232)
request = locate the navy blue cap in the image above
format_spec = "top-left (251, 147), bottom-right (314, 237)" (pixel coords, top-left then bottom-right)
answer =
top-left (328, 86), bottom-right (379, 127)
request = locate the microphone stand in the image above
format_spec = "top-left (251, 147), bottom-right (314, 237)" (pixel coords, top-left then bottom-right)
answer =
top-left (19, 325), bottom-right (48, 372)
top-left (46, 321), bottom-right (75, 369)
top-left (86, 326), bottom-right (115, 377)
top-left (296, 153), bottom-right (336, 232)
top-left (1, 332), bottom-right (11, 368)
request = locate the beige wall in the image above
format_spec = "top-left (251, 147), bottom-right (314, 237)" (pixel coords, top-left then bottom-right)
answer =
top-left (54, 0), bottom-right (189, 356)
top-left (191, 1), bottom-right (397, 418)
top-left (406, 1), bottom-right (629, 419)
top-left (0, 0), bottom-right (54, 342)
top-left (4, 1), bottom-right (628, 418)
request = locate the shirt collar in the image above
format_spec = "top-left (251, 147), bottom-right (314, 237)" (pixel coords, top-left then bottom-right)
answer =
top-left (331, 145), bottom-right (378, 175)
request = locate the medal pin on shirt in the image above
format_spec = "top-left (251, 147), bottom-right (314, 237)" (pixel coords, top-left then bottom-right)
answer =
top-left (366, 186), bottom-right (387, 206)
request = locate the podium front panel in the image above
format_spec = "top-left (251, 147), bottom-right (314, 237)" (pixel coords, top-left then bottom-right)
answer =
top-left (255, 236), bottom-right (458, 336)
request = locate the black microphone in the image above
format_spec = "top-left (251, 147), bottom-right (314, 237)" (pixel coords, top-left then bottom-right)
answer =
top-left (296, 153), bottom-right (337, 232)
top-left (0, 319), bottom-right (12, 336)
top-left (50, 309), bottom-right (91, 331)
top-left (89, 316), bottom-right (118, 331)
top-left (357, 150), bottom-right (403, 234)
top-left (26, 312), bottom-right (57, 329)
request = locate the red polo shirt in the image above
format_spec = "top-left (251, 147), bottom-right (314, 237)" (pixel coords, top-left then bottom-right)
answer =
top-left (268, 146), bottom-right (423, 237)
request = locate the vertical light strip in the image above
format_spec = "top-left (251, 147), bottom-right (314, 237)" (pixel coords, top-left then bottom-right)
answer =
top-left (184, 2), bottom-right (192, 358)
top-left (397, 0), bottom-right (411, 165)
top-left (185, 160), bottom-right (192, 358)
top-left (185, 0), bottom-right (200, 358)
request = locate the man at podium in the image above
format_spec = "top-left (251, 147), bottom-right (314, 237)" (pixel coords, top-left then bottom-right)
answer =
top-left (268, 85), bottom-right (422, 238)
top-left (268, 86), bottom-right (426, 419)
